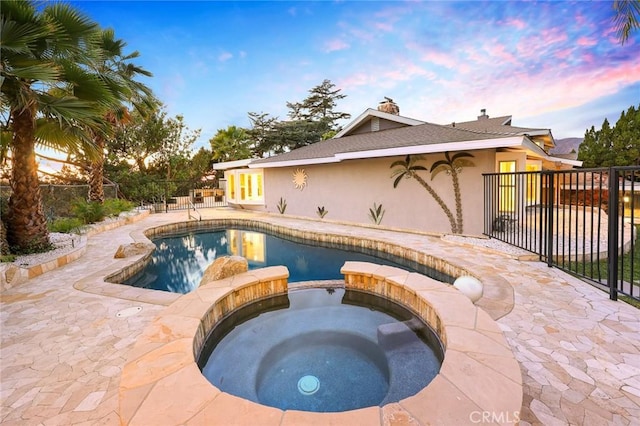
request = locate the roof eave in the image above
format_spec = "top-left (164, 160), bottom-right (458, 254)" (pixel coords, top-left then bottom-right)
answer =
top-left (213, 158), bottom-right (253, 170)
top-left (335, 136), bottom-right (528, 161)
top-left (249, 156), bottom-right (341, 169)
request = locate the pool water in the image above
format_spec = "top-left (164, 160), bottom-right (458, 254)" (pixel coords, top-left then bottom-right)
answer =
top-left (124, 229), bottom-right (451, 293)
top-left (198, 288), bottom-right (443, 412)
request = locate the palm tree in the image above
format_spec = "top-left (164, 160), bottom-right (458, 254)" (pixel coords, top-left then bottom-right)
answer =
top-left (210, 126), bottom-right (252, 162)
top-left (86, 29), bottom-right (155, 203)
top-left (613, 0), bottom-right (640, 45)
top-left (430, 151), bottom-right (475, 234)
top-left (1, 1), bottom-right (112, 252)
top-left (390, 155), bottom-right (458, 233)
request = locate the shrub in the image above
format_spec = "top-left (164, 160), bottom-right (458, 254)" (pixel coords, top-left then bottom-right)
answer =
top-left (71, 199), bottom-right (106, 224)
top-left (48, 217), bottom-right (84, 233)
top-left (103, 198), bottom-right (135, 216)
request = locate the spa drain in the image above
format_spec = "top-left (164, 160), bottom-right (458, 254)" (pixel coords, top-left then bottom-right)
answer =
top-left (297, 375), bottom-right (320, 395)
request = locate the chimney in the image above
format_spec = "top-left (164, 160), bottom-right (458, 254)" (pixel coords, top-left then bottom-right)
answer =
top-left (477, 108), bottom-right (489, 120)
top-left (378, 97), bottom-right (400, 115)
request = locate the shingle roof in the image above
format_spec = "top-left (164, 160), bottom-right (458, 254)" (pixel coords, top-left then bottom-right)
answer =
top-left (251, 120), bottom-right (522, 165)
top-left (448, 116), bottom-right (549, 135)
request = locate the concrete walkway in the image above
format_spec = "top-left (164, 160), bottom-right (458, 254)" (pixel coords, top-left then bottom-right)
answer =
top-left (1, 209), bottom-right (639, 425)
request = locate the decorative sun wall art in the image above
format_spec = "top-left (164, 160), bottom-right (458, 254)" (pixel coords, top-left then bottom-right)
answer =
top-left (292, 168), bottom-right (307, 190)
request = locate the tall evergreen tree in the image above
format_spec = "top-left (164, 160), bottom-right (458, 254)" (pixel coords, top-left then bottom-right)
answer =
top-left (578, 105), bottom-right (639, 167)
top-left (286, 79), bottom-right (351, 129)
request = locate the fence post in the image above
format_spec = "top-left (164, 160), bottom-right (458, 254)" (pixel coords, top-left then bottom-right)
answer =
top-left (607, 167), bottom-right (619, 301)
top-left (545, 172), bottom-right (554, 267)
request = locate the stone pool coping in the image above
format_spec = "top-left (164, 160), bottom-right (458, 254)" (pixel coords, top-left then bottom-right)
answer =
top-left (73, 217), bottom-right (515, 320)
top-left (119, 262), bottom-right (523, 425)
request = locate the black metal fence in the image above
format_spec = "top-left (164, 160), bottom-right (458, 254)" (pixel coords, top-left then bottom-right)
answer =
top-left (483, 166), bottom-right (639, 302)
top-left (142, 180), bottom-right (227, 213)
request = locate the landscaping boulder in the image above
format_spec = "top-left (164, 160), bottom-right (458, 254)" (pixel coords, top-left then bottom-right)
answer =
top-left (114, 243), bottom-right (155, 259)
top-left (199, 256), bottom-right (248, 286)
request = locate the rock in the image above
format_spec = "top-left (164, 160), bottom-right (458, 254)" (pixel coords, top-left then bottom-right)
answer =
top-left (114, 243), bottom-right (155, 259)
top-left (199, 256), bottom-right (248, 286)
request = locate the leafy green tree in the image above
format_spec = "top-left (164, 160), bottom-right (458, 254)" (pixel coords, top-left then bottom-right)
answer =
top-left (108, 108), bottom-right (169, 172)
top-left (148, 114), bottom-right (200, 181)
top-left (1, 1), bottom-right (112, 253)
top-left (209, 125), bottom-right (251, 162)
top-left (390, 155), bottom-right (458, 234)
top-left (613, 0), bottom-right (640, 45)
top-left (430, 152), bottom-right (475, 234)
top-left (578, 105), bottom-right (639, 167)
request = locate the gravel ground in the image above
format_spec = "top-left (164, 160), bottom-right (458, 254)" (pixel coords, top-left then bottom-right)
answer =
top-left (11, 233), bottom-right (83, 267)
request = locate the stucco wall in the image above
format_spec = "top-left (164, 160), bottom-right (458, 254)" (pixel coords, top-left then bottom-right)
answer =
top-left (256, 151), bottom-right (496, 235)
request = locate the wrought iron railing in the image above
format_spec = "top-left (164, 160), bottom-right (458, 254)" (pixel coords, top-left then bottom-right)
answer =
top-left (483, 166), bottom-right (639, 302)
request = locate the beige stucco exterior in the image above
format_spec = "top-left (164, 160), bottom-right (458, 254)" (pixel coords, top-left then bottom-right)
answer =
top-left (237, 151), bottom-right (496, 236)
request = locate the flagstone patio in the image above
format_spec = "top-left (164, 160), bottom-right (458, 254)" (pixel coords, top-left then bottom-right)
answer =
top-left (1, 208), bottom-right (639, 425)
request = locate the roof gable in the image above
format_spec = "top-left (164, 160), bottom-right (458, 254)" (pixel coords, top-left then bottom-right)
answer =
top-left (333, 108), bottom-right (425, 138)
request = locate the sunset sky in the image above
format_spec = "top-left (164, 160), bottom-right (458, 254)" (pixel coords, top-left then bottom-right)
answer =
top-left (70, 0), bottom-right (640, 149)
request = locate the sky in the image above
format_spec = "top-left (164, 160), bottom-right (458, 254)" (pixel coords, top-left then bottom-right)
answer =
top-left (69, 0), bottom-right (640, 151)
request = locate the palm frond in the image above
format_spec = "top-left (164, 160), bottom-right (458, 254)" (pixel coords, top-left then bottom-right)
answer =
top-left (42, 3), bottom-right (99, 56)
top-left (1, 58), bottom-right (61, 82)
top-left (613, 0), bottom-right (640, 44)
top-left (410, 165), bottom-right (428, 172)
top-left (0, 17), bottom-right (47, 56)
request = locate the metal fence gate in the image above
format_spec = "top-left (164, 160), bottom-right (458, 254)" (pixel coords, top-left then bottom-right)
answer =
top-left (483, 166), bottom-right (639, 302)
top-left (143, 180), bottom-right (227, 213)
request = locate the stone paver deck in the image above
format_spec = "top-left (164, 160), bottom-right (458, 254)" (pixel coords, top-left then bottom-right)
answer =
top-left (1, 208), bottom-right (639, 425)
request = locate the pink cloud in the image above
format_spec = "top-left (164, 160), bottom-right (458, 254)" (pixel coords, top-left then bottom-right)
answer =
top-left (503, 18), bottom-right (526, 30)
top-left (218, 52), bottom-right (232, 62)
top-left (554, 48), bottom-right (572, 60)
top-left (577, 36), bottom-right (597, 47)
top-left (375, 22), bottom-right (393, 32)
top-left (324, 38), bottom-right (350, 53)
top-left (540, 28), bottom-right (568, 46)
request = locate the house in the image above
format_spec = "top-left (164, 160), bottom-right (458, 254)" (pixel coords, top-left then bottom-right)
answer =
top-left (214, 99), bottom-right (581, 235)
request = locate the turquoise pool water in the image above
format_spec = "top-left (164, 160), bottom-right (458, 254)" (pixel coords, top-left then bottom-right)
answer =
top-left (124, 228), bottom-right (452, 293)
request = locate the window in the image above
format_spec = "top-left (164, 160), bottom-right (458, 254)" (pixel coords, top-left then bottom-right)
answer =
top-left (499, 161), bottom-right (516, 212)
top-left (224, 169), bottom-right (264, 205)
top-left (525, 161), bottom-right (541, 205)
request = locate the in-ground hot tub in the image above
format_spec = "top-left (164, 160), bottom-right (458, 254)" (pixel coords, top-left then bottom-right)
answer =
top-left (119, 262), bottom-right (523, 425)
top-left (198, 287), bottom-right (443, 412)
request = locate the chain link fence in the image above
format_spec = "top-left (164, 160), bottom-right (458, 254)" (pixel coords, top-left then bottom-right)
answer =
top-left (0, 184), bottom-right (118, 220)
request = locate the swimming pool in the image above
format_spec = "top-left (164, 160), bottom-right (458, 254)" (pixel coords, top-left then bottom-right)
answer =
top-left (124, 228), bottom-right (453, 293)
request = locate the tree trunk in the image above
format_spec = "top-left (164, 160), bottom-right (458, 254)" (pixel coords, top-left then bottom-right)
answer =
top-left (88, 135), bottom-right (105, 203)
top-left (6, 107), bottom-right (51, 253)
top-left (411, 171), bottom-right (459, 234)
top-left (0, 218), bottom-right (9, 256)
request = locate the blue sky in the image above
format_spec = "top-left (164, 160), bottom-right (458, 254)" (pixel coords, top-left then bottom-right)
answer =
top-left (72, 1), bottom-right (639, 150)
